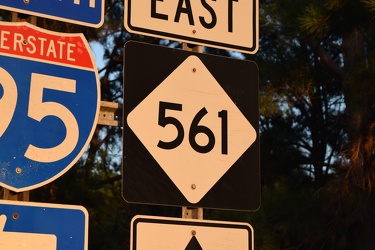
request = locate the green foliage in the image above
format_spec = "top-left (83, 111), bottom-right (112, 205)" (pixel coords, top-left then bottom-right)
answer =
top-left (299, 3), bottom-right (328, 37)
top-left (362, 0), bottom-right (375, 12)
top-left (257, 0), bottom-right (375, 248)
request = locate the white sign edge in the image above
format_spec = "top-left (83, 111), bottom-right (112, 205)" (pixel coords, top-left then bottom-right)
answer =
top-left (130, 215), bottom-right (254, 250)
top-left (123, 0), bottom-right (259, 54)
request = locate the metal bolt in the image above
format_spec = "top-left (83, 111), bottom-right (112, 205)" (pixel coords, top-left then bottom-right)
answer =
top-left (191, 184), bottom-right (196, 190)
top-left (15, 167), bottom-right (22, 174)
top-left (191, 230), bottom-right (196, 236)
top-left (192, 68), bottom-right (197, 73)
top-left (192, 30), bottom-right (196, 34)
top-left (12, 213), bottom-right (19, 220)
top-left (22, 39), bottom-right (28, 45)
top-left (23, 0), bottom-right (30, 4)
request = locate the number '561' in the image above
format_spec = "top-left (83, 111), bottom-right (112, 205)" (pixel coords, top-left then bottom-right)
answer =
top-left (157, 101), bottom-right (228, 154)
top-left (0, 67), bottom-right (78, 163)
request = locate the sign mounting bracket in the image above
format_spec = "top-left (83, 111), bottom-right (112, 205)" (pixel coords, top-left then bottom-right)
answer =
top-left (98, 101), bottom-right (123, 127)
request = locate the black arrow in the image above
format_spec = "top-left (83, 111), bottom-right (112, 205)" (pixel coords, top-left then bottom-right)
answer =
top-left (185, 236), bottom-right (203, 250)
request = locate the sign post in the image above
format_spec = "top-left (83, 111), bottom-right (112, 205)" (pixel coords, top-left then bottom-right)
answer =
top-left (0, 22), bottom-right (100, 192)
top-left (181, 43), bottom-right (204, 221)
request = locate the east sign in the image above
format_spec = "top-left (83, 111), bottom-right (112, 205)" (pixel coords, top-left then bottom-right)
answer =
top-left (0, 22), bottom-right (100, 192)
top-left (124, 0), bottom-right (259, 54)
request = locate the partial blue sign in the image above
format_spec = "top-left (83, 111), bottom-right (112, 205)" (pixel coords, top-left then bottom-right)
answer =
top-left (0, 22), bottom-right (100, 192)
top-left (0, 200), bottom-right (88, 250)
top-left (0, 0), bottom-right (104, 27)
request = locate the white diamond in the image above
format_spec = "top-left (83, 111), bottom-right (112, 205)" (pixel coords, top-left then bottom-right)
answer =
top-left (127, 55), bottom-right (256, 203)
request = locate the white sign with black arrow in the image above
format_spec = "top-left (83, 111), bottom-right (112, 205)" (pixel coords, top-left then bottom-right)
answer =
top-left (131, 215), bottom-right (254, 250)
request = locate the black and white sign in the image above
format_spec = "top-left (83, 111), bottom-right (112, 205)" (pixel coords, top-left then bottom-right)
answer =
top-left (124, 0), bottom-right (258, 54)
top-left (122, 41), bottom-right (260, 211)
top-left (131, 215), bottom-right (254, 250)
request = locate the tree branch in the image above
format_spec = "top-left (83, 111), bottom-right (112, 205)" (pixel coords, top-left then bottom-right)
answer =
top-left (308, 38), bottom-right (346, 79)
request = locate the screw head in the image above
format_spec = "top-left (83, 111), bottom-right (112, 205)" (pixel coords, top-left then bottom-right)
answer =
top-left (12, 213), bottom-right (19, 220)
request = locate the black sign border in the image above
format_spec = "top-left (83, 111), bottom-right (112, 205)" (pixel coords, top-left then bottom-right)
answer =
top-left (122, 41), bottom-right (260, 211)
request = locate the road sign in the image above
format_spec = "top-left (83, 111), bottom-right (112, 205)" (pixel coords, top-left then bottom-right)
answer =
top-left (0, 22), bottom-right (100, 192)
top-left (131, 215), bottom-right (254, 250)
top-left (122, 41), bottom-right (260, 211)
top-left (0, 0), bottom-right (104, 27)
top-left (124, 0), bottom-right (258, 54)
top-left (0, 200), bottom-right (88, 250)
